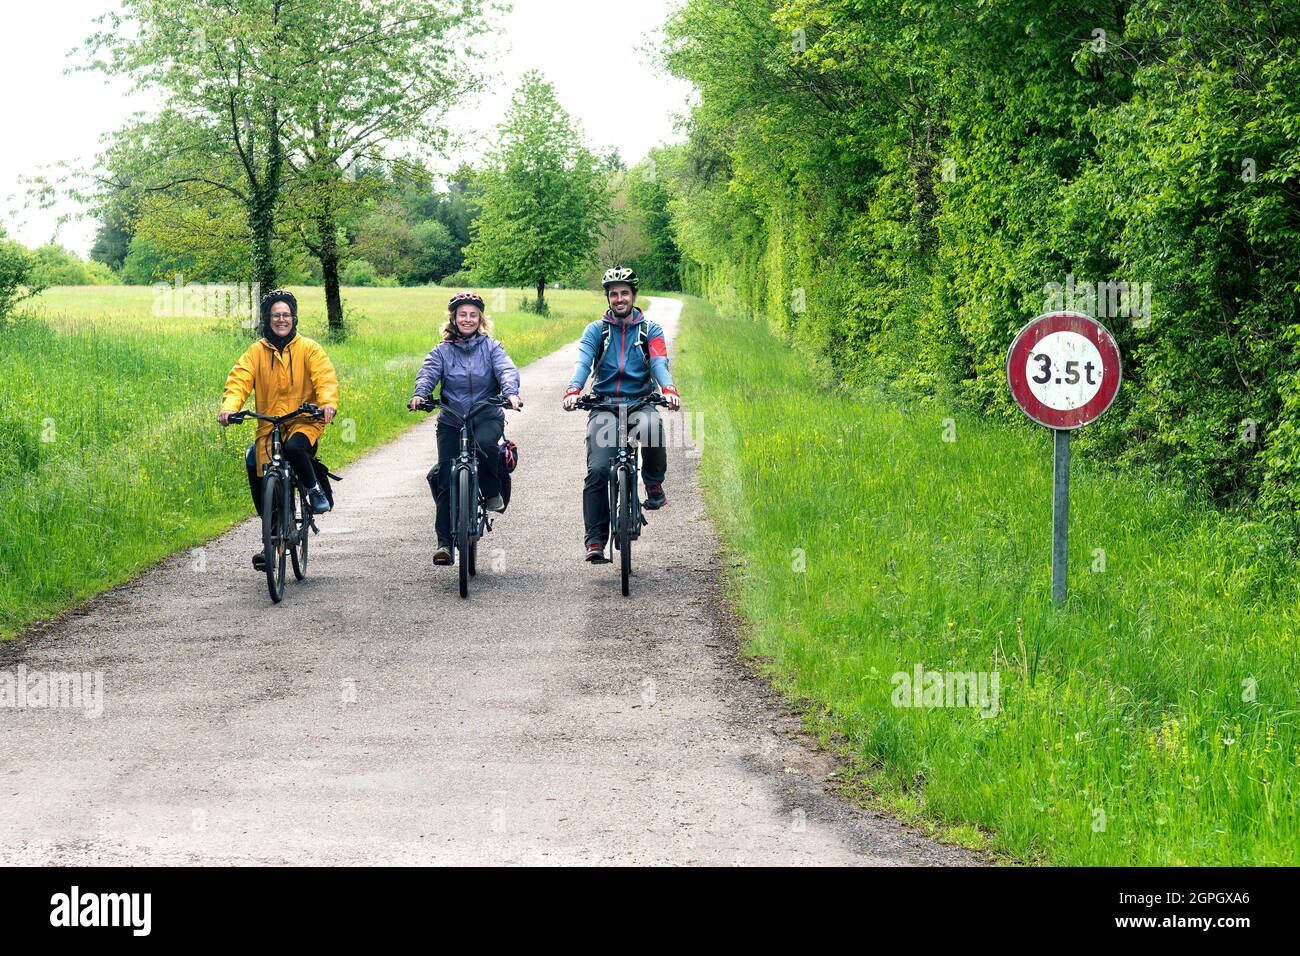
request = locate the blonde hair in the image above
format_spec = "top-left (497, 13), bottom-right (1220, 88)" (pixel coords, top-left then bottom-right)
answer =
top-left (442, 306), bottom-right (492, 342)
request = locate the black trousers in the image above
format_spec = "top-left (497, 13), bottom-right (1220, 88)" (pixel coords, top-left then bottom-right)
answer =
top-left (429, 415), bottom-right (504, 547)
top-left (583, 406), bottom-right (667, 547)
top-left (245, 433), bottom-right (317, 516)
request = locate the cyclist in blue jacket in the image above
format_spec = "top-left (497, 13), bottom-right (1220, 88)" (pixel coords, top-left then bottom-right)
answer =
top-left (563, 266), bottom-right (681, 562)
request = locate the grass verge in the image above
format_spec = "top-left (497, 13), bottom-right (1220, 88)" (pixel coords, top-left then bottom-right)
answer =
top-left (675, 294), bottom-right (1297, 866)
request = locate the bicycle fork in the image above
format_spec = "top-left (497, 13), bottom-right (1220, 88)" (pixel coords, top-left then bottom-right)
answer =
top-left (448, 460), bottom-right (484, 547)
top-left (608, 453), bottom-right (646, 548)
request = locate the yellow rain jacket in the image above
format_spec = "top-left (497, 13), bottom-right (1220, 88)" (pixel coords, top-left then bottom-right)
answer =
top-left (221, 336), bottom-right (340, 472)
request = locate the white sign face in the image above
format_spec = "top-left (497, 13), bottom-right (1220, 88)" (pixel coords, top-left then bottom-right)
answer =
top-left (1023, 331), bottom-right (1105, 412)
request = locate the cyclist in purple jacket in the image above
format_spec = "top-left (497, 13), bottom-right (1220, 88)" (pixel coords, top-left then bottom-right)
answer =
top-left (409, 292), bottom-right (521, 566)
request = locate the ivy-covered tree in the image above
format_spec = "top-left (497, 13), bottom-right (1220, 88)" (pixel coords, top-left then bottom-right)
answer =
top-left (81, 1), bottom-right (298, 294)
top-left (659, 0), bottom-right (1300, 511)
top-left (80, 0), bottom-right (492, 331)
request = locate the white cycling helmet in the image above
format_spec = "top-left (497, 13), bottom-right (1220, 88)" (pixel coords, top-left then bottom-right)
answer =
top-left (601, 265), bottom-right (639, 292)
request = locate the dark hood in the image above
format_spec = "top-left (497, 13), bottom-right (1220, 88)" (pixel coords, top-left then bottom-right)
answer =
top-left (261, 291), bottom-right (299, 350)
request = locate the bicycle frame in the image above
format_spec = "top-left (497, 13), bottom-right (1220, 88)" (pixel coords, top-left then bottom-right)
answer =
top-left (234, 404), bottom-right (322, 495)
top-left (412, 395), bottom-right (512, 545)
top-left (411, 393), bottom-right (517, 597)
top-left (449, 413), bottom-right (485, 546)
top-left (226, 403), bottom-right (324, 601)
top-left (576, 394), bottom-right (668, 549)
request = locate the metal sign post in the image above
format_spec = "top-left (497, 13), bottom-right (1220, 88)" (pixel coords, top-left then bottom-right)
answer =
top-left (1052, 428), bottom-right (1070, 605)
top-left (1007, 312), bottom-right (1122, 606)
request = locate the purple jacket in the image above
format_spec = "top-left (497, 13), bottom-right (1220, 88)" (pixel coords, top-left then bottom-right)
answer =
top-left (413, 333), bottom-right (520, 426)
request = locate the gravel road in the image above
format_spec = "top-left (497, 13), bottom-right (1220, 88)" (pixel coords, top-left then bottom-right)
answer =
top-left (0, 297), bottom-right (977, 866)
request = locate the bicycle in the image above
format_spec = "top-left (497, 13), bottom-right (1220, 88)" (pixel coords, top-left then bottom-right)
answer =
top-left (226, 403), bottom-right (326, 603)
top-left (411, 394), bottom-right (520, 598)
top-left (574, 393), bottom-right (671, 596)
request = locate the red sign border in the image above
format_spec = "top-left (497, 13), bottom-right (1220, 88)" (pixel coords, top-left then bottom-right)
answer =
top-left (1006, 311), bottom-right (1122, 430)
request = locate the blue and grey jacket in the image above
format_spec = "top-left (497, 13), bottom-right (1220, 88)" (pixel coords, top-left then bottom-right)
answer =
top-left (567, 308), bottom-right (675, 399)
top-left (413, 333), bottom-right (520, 426)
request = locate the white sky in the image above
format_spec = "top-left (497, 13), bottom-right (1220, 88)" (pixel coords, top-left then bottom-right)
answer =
top-left (0, 0), bottom-right (694, 256)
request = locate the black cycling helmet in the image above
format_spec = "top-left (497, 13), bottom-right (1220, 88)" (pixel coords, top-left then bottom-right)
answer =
top-left (601, 266), bottom-right (638, 293)
top-left (260, 289), bottom-right (298, 348)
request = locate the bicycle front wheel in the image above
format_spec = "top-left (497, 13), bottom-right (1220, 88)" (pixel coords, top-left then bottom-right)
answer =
top-left (457, 468), bottom-right (471, 598)
top-left (261, 473), bottom-right (286, 603)
top-left (617, 467), bottom-right (633, 596)
top-left (290, 485), bottom-right (309, 580)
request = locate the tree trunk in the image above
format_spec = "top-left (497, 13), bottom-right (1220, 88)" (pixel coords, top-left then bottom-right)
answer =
top-left (313, 176), bottom-right (345, 337)
top-left (249, 100), bottom-right (283, 297)
top-left (249, 181), bottom-right (277, 297)
top-left (536, 277), bottom-right (545, 312)
top-left (321, 225), bottom-right (343, 336)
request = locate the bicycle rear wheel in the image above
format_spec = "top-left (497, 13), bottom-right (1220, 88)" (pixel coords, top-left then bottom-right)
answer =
top-left (261, 473), bottom-right (286, 603)
top-left (617, 467), bottom-right (633, 596)
top-left (290, 484), bottom-right (309, 580)
top-left (457, 468), bottom-right (471, 598)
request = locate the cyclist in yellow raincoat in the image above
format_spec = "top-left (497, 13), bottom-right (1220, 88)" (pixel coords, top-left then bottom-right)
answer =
top-left (218, 290), bottom-right (340, 570)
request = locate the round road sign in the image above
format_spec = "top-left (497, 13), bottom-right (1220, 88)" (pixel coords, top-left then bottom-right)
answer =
top-left (1007, 311), bottom-right (1121, 429)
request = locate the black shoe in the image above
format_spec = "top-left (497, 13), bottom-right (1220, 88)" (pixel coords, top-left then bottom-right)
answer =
top-left (585, 543), bottom-right (609, 563)
top-left (484, 495), bottom-right (506, 513)
top-left (644, 483), bottom-right (667, 509)
top-left (252, 551), bottom-right (267, 572)
top-left (307, 487), bottom-right (331, 514)
top-left (433, 546), bottom-right (453, 566)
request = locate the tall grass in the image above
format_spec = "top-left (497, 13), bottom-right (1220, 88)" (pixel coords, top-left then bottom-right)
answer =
top-left (0, 285), bottom-right (598, 638)
top-left (676, 295), bottom-right (1298, 865)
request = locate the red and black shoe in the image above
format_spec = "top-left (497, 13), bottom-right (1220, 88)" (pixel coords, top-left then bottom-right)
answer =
top-left (585, 543), bottom-right (609, 563)
top-left (643, 483), bottom-right (667, 510)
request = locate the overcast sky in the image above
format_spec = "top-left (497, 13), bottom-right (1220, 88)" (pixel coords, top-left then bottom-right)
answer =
top-left (0, 0), bottom-right (694, 256)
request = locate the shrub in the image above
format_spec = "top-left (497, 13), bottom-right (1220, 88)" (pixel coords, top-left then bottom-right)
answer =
top-left (30, 244), bottom-right (91, 286)
top-left (341, 258), bottom-right (381, 287)
top-left (84, 260), bottom-right (122, 286)
top-left (518, 295), bottom-right (550, 316)
top-left (0, 238), bottom-right (45, 319)
top-left (440, 269), bottom-right (478, 288)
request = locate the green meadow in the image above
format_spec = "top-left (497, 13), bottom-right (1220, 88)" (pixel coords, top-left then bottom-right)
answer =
top-left (0, 285), bottom-right (598, 638)
top-left (676, 295), bottom-right (1298, 866)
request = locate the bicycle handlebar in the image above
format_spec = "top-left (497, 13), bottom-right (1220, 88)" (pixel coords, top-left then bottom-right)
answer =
top-left (227, 403), bottom-right (324, 426)
top-left (408, 394), bottom-right (522, 419)
top-left (573, 393), bottom-right (671, 413)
